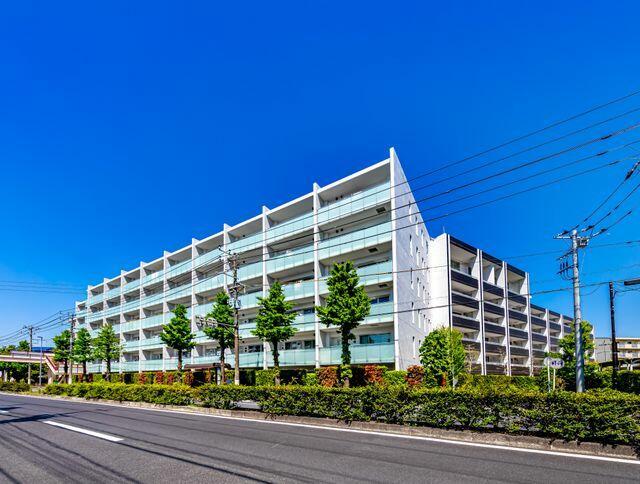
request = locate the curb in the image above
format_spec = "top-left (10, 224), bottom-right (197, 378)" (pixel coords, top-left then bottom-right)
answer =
top-left (3, 391), bottom-right (638, 461)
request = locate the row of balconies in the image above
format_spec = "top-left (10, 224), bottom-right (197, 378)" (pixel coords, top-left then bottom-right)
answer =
top-left (88, 341), bottom-right (395, 373)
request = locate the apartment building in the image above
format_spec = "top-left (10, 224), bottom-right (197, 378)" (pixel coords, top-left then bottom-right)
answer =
top-left (595, 337), bottom-right (640, 369)
top-left (75, 148), bottom-right (572, 376)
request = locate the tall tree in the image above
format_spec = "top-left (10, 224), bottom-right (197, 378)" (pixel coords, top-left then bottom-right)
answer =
top-left (72, 328), bottom-right (93, 382)
top-left (204, 291), bottom-right (235, 384)
top-left (160, 304), bottom-right (196, 377)
top-left (552, 319), bottom-right (598, 390)
top-left (53, 330), bottom-right (72, 380)
top-left (0, 343), bottom-right (29, 382)
top-left (315, 261), bottom-right (370, 387)
top-left (252, 281), bottom-right (297, 384)
top-left (419, 327), bottom-right (466, 387)
top-left (92, 325), bottom-right (122, 379)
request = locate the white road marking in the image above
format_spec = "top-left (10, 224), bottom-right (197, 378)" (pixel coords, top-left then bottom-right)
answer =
top-left (42, 420), bottom-right (123, 442)
top-left (0, 410), bottom-right (9, 414)
top-left (6, 393), bottom-right (637, 465)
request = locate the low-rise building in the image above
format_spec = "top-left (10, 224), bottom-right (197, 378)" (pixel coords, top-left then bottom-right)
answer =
top-left (595, 337), bottom-right (640, 369)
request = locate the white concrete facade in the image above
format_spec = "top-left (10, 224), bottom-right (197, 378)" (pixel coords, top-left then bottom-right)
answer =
top-left (75, 149), bottom-right (571, 375)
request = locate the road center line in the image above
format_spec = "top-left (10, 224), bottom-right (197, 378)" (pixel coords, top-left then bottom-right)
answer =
top-left (42, 420), bottom-right (123, 442)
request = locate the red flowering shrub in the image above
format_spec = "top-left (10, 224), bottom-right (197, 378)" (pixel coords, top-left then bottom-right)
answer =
top-left (183, 372), bottom-right (194, 386)
top-left (166, 372), bottom-right (175, 385)
top-left (316, 367), bottom-right (339, 387)
top-left (363, 365), bottom-right (385, 385)
top-left (154, 371), bottom-right (165, 385)
top-left (406, 365), bottom-right (425, 387)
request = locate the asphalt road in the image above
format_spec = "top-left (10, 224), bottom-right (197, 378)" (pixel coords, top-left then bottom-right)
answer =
top-left (0, 393), bottom-right (637, 484)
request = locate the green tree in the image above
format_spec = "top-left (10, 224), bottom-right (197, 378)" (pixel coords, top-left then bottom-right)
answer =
top-left (204, 292), bottom-right (235, 384)
top-left (419, 327), bottom-right (466, 387)
top-left (160, 304), bottom-right (196, 377)
top-left (252, 281), bottom-right (297, 384)
top-left (92, 325), bottom-right (122, 379)
top-left (53, 330), bottom-right (71, 380)
top-left (552, 319), bottom-right (598, 390)
top-left (72, 328), bottom-right (93, 382)
top-left (316, 261), bottom-right (370, 386)
top-left (0, 342), bottom-right (29, 382)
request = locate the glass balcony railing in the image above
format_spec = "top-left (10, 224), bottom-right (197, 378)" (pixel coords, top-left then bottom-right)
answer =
top-left (121, 301), bottom-right (140, 314)
top-left (122, 279), bottom-right (141, 293)
top-left (120, 361), bottom-right (140, 372)
top-left (318, 260), bottom-right (392, 293)
top-left (87, 313), bottom-right (104, 323)
top-left (293, 312), bottom-right (316, 332)
top-left (165, 284), bottom-right (192, 301)
top-left (266, 244), bottom-right (314, 274)
top-left (120, 320), bottom-right (141, 333)
top-left (193, 273), bottom-right (225, 294)
top-left (194, 249), bottom-right (221, 268)
top-left (282, 280), bottom-right (315, 301)
top-left (266, 348), bottom-right (315, 366)
top-left (317, 182), bottom-right (390, 224)
top-left (142, 271), bottom-right (164, 286)
top-left (365, 301), bottom-right (394, 324)
top-left (104, 287), bottom-right (121, 300)
top-left (238, 261), bottom-right (263, 281)
top-left (141, 293), bottom-right (163, 308)
top-left (238, 291), bottom-right (262, 309)
top-left (140, 360), bottom-right (164, 371)
top-left (103, 305), bottom-right (121, 318)
top-left (319, 343), bottom-right (394, 365)
top-left (266, 212), bottom-right (314, 244)
top-left (318, 221), bottom-right (392, 260)
top-left (227, 232), bottom-right (263, 254)
top-left (122, 340), bottom-right (141, 350)
top-left (165, 259), bottom-right (192, 280)
top-left (141, 314), bottom-right (164, 329)
top-left (87, 293), bottom-right (104, 306)
top-left (139, 336), bottom-right (163, 348)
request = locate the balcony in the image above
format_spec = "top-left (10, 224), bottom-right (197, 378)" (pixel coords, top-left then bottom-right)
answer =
top-left (450, 269), bottom-right (478, 289)
top-left (87, 293), bottom-right (104, 306)
top-left (318, 260), bottom-right (392, 294)
top-left (267, 244), bottom-right (314, 274)
top-left (120, 320), bottom-right (141, 333)
top-left (531, 315), bottom-right (546, 328)
top-left (141, 293), bottom-right (164, 308)
top-left (193, 273), bottom-right (225, 294)
top-left (267, 348), bottom-right (315, 366)
top-left (451, 292), bottom-right (479, 310)
top-left (549, 322), bottom-right (561, 332)
top-left (510, 345), bottom-right (529, 357)
top-left (267, 212), bottom-right (314, 244)
top-left (283, 280), bottom-right (315, 301)
top-left (139, 336), bottom-right (163, 348)
top-left (140, 360), bottom-right (164, 371)
top-left (122, 279), bottom-right (141, 293)
top-left (165, 284), bottom-right (192, 302)
top-left (484, 322), bottom-right (506, 335)
top-left (238, 261), bottom-right (263, 281)
top-left (293, 312), bottom-right (316, 332)
top-left (120, 361), bottom-right (140, 372)
top-left (194, 250), bottom-right (221, 269)
top-left (318, 221), bottom-right (392, 260)
top-left (509, 327), bottom-right (529, 340)
top-left (508, 309), bottom-right (527, 323)
top-left (485, 342), bottom-right (506, 355)
top-left (483, 301), bottom-right (504, 316)
top-left (317, 182), bottom-right (390, 224)
top-left (228, 232), bottom-right (263, 254)
top-left (142, 271), bottom-right (164, 287)
top-left (121, 299), bottom-right (141, 313)
top-left (365, 301), bottom-right (394, 324)
top-left (141, 314), bottom-right (164, 329)
top-left (508, 291), bottom-right (527, 306)
top-left (452, 314), bottom-right (480, 331)
top-left (531, 332), bottom-right (547, 343)
top-left (165, 260), bottom-right (192, 280)
top-left (238, 291), bottom-right (262, 309)
top-left (122, 340), bottom-right (141, 351)
top-left (104, 287), bottom-right (121, 300)
top-left (319, 343), bottom-right (394, 365)
top-left (482, 281), bottom-right (504, 298)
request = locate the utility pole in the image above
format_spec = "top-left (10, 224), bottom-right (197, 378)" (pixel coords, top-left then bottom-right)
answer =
top-left (68, 314), bottom-right (75, 384)
top-left (38, 335), bottom-right (44, 386)
top-left (228, 253), bottom-right (242, 385)
top-left (24, 325), bottom-right (34, 385)
top-left (555, 229), bottom-right (589, 392)
top-left (609, 282), bottom-right (619, 385)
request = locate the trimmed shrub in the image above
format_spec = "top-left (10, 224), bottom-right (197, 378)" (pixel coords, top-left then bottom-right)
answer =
top-left (93, 374), bottom-right (104, 383)
top-left (406, 365), bottom-right (425, 387)
top-left (204, 369), bottom-right (213, 384)
top-left (616, 371), bottom-right (640, 394)
top-left (183, 372), bottom-right (194, 387)
top-left (166, 372), bottom-right (175, 385)
top-left (0, 381), bottom-right (30, 392)
top-left (458, 374), bottom-right (541, 392)
top-left (302, 372), bottom-right (318, 386)
top-left (316, 367), bottom-right (338, 387)
top-left (382, 370), bottom-right (407, 386)
top-left (256, 369), bottom-right (279, 386)
top-left (154, 371), bottom-right (165, 385)
top-left (44, 382), bottom-right (195, 405)
top-left (363, 365), bottom-right (385, 385)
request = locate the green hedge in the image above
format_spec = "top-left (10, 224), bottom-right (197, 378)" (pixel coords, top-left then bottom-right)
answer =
top-left (458, 374), bottom-right (542, 392)
top-left (616, 371), bottom-right (640, 394)
top-left (43, 383), bottom-right (640, 446)
top-left (0, 381), bottom-right (31, 392)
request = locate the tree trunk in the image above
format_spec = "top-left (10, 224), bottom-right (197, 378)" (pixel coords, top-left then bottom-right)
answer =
top-left (64, 361), bottom-right (69, 382)
top-left (82, 361), bottom-right (87, 383)
top-left (106, 359), bottom-right (111, 380)
top-left (178, 351), bottom-right (183, 380)
top-left (341, 332), bottom-right (351, 388)
top-left (272, 343), bottom-right (281, 386)
top-left (219, 348), bottom-right (226, 385)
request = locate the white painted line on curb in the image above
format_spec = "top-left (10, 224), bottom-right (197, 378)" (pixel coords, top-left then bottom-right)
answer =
top-left (43, 420), bottom-right (123, 442)
top-left (7, 393), bottom-right (637, 465)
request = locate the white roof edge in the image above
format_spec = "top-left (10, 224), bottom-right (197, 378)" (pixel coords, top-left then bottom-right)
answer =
top-left (317, 157), bottom-right (390, 193)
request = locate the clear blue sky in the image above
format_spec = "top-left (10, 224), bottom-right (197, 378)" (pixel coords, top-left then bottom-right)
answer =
top-left (1, 1), bottom-right (638, 345)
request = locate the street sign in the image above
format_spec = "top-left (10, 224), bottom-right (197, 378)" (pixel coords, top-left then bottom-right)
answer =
top-left (543, 357), bottom-right (564, 369)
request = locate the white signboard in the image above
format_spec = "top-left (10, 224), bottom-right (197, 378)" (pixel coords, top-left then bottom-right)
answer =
top-left (543, 357), bottom-right (564, 369)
